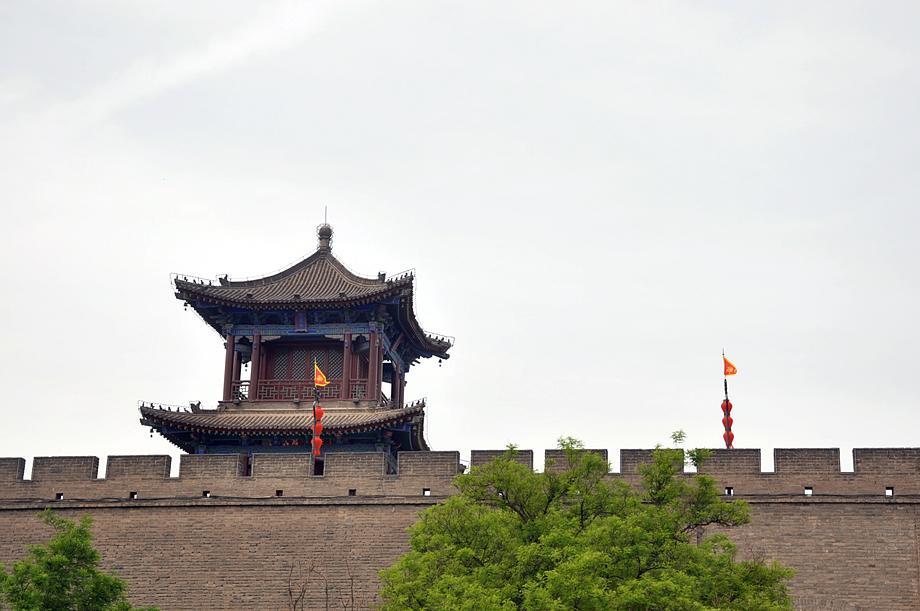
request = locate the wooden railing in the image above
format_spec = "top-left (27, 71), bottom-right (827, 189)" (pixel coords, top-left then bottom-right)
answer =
top-left (256, 379), bottom-right (341, 401)
top-left (348, 380), bottom-right (367, 400)
top-left (230, 378), bottom-right (376, 402)
top-left (232, 381), bottom-right (250, 401)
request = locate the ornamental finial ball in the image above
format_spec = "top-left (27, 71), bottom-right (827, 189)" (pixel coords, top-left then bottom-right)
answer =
top-left (317, 224), bottom-right (333, 250)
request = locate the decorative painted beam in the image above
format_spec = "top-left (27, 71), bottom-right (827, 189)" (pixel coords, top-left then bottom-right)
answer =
top-left (226, 323), bottom-right (383, 336)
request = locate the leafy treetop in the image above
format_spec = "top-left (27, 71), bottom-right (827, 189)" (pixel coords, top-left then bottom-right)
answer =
top-left (380, 436), bottom-right (793, 610)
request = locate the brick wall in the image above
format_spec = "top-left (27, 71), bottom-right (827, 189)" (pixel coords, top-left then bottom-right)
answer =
top-left (1, 448), bottom-right (918, 610)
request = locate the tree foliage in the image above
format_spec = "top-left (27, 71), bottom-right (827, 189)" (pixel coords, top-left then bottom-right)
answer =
top-left (0, 510), bottom-right (153, 611)
top-left (380, 437), bottom-right (793, 610)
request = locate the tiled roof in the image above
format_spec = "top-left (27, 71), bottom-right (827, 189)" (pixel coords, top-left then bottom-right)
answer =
top-left (173, 225), bottom-right (453, 359)
top-left (139, 403), bottom-right (425, 436)
top-left (174, 250), bottom-right (410, 307)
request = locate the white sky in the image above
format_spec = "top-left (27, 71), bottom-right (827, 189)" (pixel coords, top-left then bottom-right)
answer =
top-left (1, 1), bottom-right (918, 473)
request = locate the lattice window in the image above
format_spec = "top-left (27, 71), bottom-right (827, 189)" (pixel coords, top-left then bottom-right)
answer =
top-left (291, 349), bottom-right (308, 380)
top-left (271, 348), bottom-right (288, 379)
top-left (326, 348), bottom-right (343, 379)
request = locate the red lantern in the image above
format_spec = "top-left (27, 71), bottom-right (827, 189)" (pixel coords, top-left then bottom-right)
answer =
top-left (722, 416), bottom-right (733, 429)
top-left (314, 405), bottom-right (325, 420)
top-left (721, 399), bottom-right (732, 414)
top-left (722, 430), bottom-right (734, 448)
top-left (311, 436), bottom-right (324, 456)
top-left (313, 421), bottom-right (324, 436)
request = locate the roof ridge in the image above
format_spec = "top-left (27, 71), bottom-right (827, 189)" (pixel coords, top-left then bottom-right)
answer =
top-left (321, 253), bottom-right (387, 288)
top-left (218, 249), bottom-right (326, 289)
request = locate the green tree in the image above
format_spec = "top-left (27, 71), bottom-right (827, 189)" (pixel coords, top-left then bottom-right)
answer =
top-left (380, 437), bottom-right (793, 610)
top-left (0, 510), bottom-right (153, 611)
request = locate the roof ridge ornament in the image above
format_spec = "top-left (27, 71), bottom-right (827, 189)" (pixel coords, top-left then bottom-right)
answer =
top-left (317, 223), bottom-right (333, 252)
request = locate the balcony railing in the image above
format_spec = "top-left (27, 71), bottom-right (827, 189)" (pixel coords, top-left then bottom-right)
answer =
top-left (230, 378), bottom-right (378, 402)
top-left (348, 380), bottom-right (367, 400)
top-left (232, 381), bottom-right (250, 401)
top-left (256, 379), bottom-right (341, 401)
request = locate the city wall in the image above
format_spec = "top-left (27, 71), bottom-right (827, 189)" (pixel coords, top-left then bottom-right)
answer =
top-left (1, 449), bottom-right (918, 610)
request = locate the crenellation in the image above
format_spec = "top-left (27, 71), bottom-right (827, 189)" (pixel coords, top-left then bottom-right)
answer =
top-left (180, 454), bottom-right (243, 478)
top-left (619, 449), bottom-right (655, 473)
top-left (2, 448), bottom-right (920, 610)
top-left (471, 449), bottom-right (534, 470)
top-left (698, 449), bottom-right (762, 474)
top-left (544, 449), bottom-right (608, 473)
top-left (4, 449), bottom-right (920, 489)
top-left (0, 457), bottom-right (25, 481)
top-left (853, 448), bottom-right (920, 473)
top-left (774, 448), bottom-right (840, 473)
top-left (31, 456), bottom-right (100, 481)
top-left (106, 455), bottom-right (172, 479)
top-left (325, 452), bottom-right (386, 477)
top-left (397, 451), bottom-right (460, 476)
top-left (251, 453), bottom-right (313, 478)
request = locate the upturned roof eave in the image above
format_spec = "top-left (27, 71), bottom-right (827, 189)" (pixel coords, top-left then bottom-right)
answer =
top-left (139, 404), bottom-right (426, 437)
top-left (173, 281), bottom-right (408, 310)
top-left (176, 284), bottom-right (452, 360)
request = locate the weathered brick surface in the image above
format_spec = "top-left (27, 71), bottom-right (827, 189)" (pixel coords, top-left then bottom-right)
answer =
top-left (396, 451), bottom-right (459, 476)
top-left (324, 452), bottom-right (386, 477)
top-left (544, 449), bottom-right (608, 473)
top-left (699, 448), bottom-right (761, 474)
top-left (775, 449), bottom-right (841, 473)
top-left (0, 457), bottom-right (25, 481)
top-left (251, 453), bottom-right (313, 478)
top-left (471, 449), bottom-right (534, 469)
top-left (619, 449), bottom-right (655, 473)
top-left (180, 454), bottom-right (242, 478)
top-left (31, 456), bottom-right (99, 481)
top-left (1, 448), bottom-right (919, 610)
top-left (854, 448), bottom-right (920, 473)
top-left (712, 503), bottom-right (920, 610)
top-left (106, 455), bottom-right (172, 479)
top-left (0, 502), bottom-right (428, 610)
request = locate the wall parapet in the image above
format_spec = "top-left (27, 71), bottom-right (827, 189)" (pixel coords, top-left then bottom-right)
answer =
top-left (0, 458), bottom-right (25, 481)
top-left (774, 448), bottom-right (840, 473)
top-left (32, 457), bottom-right (99, 481)
top-left (106, 455), bottom-right (172, 480)
top-left (853, 448), bottom-right (920, 473)
top-left (471, 450), bottom-right (533, 470)
top-left (544, 449), bottom-right (608, 473)
top-left (1, 449), bottom-right (919, 502)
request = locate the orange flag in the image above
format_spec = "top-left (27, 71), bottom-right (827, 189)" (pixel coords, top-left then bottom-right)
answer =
top-left (723, 356), bottom-right (738, 376)
top-left (314, 361), bottom-right (330, 387)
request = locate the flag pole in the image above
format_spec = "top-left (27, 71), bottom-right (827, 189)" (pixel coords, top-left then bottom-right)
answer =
top-left (312, 358), bottom-right (318, 448)
top-left (721, 349), bottom-right (734, 449)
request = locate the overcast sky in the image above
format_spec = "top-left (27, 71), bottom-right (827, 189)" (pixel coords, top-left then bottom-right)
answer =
top-left (1, 1), bottom-right (918, 474)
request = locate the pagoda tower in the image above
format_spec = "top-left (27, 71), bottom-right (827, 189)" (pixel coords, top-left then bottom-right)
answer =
top-left (140, 224), bottom-right (452, 472)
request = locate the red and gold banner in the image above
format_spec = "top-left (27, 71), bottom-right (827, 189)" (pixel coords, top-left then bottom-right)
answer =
top-left (314, 362), bottom-right (330, 387)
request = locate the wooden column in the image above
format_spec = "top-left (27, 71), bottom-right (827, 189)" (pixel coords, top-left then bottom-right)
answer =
top-left (377, 340), bottom-right (385, 403)
top-left (368, 330), bottom-right (380, 402)
top-left (340, 333), bottom-right (352, 400)
top-left (390, 365), bottom-right (401, 408)
top-left (232, 351), bottom-right (242, 386)
top-left (250, 334), bottom-right (262, 401)
top-left (222, 334), bottom-right (235, 402)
